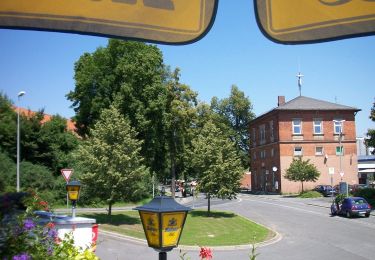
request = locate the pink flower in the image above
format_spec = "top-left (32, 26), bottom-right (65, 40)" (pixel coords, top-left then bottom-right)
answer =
top-left (199, 247), bottom-right (213, 260)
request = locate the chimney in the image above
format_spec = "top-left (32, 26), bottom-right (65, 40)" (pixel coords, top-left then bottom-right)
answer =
top-left (278, 96), bottom-right (285, 106)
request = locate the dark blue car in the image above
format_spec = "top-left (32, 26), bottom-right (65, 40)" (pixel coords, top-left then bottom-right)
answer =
top-left (338, 197), bottom-right (371, 218)
top-left (314, 185), bottom-right (336, 197)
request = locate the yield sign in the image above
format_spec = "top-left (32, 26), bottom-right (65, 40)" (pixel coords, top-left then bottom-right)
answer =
top-left (61, 168), bottom-right (73, 183)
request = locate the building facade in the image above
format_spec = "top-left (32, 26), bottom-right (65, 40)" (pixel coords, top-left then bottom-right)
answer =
top-left (249, 96), bottom-right (360, 194)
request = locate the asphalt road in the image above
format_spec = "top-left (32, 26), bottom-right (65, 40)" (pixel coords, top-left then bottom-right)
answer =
top-left (95, 194), bottom-right (375, 260)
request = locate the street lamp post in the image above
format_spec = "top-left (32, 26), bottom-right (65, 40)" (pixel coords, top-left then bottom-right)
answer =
top-left (334, 119), bottom-right (347, 196)
top-left (16, 91), bottom-right (26, 192)
top-left (66, 180), bottom-right (81, 218)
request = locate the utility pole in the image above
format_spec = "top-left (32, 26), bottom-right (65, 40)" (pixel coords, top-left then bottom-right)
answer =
top-left (16, 91), bottom-right (26, 192)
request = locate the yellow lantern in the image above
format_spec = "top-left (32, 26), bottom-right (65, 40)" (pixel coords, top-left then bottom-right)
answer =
top-left (66, 180), bottom-right (81, 218)
top-left (134, 196), bottom-right (191, 260)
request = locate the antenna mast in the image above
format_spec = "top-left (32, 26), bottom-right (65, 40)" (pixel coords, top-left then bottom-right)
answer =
top-left (296, 72), bottom-right (304, 96)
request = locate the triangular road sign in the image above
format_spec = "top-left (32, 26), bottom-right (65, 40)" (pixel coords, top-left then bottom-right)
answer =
top-left (61, 169), bottom-right (73, 183)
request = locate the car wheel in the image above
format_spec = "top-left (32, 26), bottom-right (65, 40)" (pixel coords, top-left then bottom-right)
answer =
top-left (346, 211), bottom-right (351, 218)
top-left (365, 213), bottom-right (370, 218)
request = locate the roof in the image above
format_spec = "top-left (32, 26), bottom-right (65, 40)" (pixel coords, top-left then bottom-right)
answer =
top-left (275, 96), bottom-right (360, 111)
top-left (13, 106), bottom-right (76, 132)
top-left (252, 96), bottom-right (360, 122)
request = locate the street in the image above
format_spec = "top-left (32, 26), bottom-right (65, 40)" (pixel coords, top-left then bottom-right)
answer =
top-left (95, 194), bottom-right (375, 260)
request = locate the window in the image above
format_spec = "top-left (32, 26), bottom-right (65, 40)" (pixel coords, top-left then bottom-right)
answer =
top-left (253, 170), bottom-right (257, 186)
top-left (271, 148), bottom-right (274, 157)
top-left (252, 128), bottom-right (256, 146)
top-left (293, 119), bottom-right (302, 134)
top-left (260, 150), bottom-right (266, 159)
top-left (315, 146), bottom-right (324, 156)
top-left (313, 119), bottom-right (323, 134)
top-left (269, 121), bottom-right (274, 142)
top-left (336, 146), bottom-right (344, 155)
top-left (253, 152), bottom-right (257, 160)
top-left (294, 147), bottom-right (303, 156)
top-left (259, 125), bottom-right (266, 144)
top-left (334, 120), bottom-right (344, 134)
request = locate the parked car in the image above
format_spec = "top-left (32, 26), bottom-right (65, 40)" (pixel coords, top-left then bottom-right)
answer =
top-left (332, 197), bottom-right (371, 218)
top-left (314, 185), bottom-right (336, 197)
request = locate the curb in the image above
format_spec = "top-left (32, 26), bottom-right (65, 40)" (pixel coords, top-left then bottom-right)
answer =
top-left (99, 223), bottom-right (282, 252)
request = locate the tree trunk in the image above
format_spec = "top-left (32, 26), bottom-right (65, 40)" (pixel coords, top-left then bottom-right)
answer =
top-left (170, 129), bottom-right (177, 198)
top-left (207, 193), bottom-right (211, 216)
top-left (301, 181), bottom-right (304, 193)
top-left (108, 202), bottom-right (112, 222)
top-left (171, 153), bottom-right (176, 198)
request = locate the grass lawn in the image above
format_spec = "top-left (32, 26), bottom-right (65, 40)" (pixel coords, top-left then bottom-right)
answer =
top-left (80, 210), bottom-right (273, 246)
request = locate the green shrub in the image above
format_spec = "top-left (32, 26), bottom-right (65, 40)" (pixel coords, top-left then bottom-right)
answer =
top-left (353, 188), bottom-right (375, 207)
top-left (298, 191), bottom-right (322, 198)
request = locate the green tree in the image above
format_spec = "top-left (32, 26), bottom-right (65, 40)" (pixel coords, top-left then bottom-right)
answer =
top-left (365, 100), bottom-right (375, 154)
top-left (164, 68), bottom-right (198, 197)
top-left (67, 39), bottom-right (169, 176)
top-left (36, 115), bottom-right (79, 175)
top-left (284, 157), bottom-right (320, 193)
top-left (0, 93), bottom-right (17, 159)
top-left (189, 121), bottom-right (244, 215)
top-left (0, 151), bottom-right (16, 192)
top-left (211, 85), bottom-right (255, 167)
top-left (74, 106), bottom-right (150, 218)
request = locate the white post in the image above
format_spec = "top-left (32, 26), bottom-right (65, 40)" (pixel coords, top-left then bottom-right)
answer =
top-left (16, 91), bottom-right (25, 192)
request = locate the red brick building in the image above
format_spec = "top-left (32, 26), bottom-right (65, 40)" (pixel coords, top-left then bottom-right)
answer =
top-left (249, 96), bottom-right (361, 194)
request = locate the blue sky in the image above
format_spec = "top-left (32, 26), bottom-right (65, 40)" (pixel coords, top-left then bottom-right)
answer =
top-left (0, 0), bottom-right (374, 136)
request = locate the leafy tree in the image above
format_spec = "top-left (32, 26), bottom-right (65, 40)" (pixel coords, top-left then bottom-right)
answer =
top-left (0, 151), bottom-right (16, 192)
top-left (164, 68), bottom-right (198, 197)
top-left (36, 115), bottom-right (79, 175)
top-left (73, 106), bottom-right (150, 218)
top-left (67, 39), bottom-right (169, 176)
top-left (284, 157), bottom-right (320, 192)
top-left (189, 121), bottom-right (244, 215)
top-left (19, 161), bottom-right (58, 203)
top-left (0, 93), bottom-right (17, 159)
top-left (211, 85), bottom-right (255, 167)
top-left (365, 100), bottom-right (375, 154)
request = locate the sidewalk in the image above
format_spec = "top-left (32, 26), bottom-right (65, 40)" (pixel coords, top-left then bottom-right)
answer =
top-left (55, 195), bottom-right (194, 214)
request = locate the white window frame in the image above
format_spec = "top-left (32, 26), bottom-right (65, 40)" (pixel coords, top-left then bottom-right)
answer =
top-left (313, 119), bottom-right (323, 134)
top-left (315, 146), bottom-right (324, 156)
top-left (334, 119), bottom-right (344, 134)
top-left (294, 146), bottom-right (303, 156)
top-left (293, 119), bottom-right (302, 135)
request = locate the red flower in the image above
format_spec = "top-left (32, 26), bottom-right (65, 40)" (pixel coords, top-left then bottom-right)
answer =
top-left (39, 201), bottom-right (48, 206)
top-left (199, 247), bottom-right (213, 260)
top-left (46, 222), bottom-right (55, 229)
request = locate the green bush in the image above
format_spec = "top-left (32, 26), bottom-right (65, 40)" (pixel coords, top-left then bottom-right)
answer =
top-left (298, 191), bottom-right (322, 198)
top-left (353, 188), bottom-right (375, 207)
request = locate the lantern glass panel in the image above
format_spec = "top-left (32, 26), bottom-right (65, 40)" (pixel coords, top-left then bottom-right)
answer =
top-left (161, 212), bottom-right (186, 247)
top-left (139, 211), bottom-right (160, 248)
